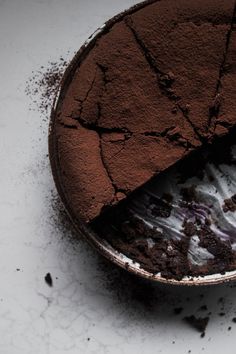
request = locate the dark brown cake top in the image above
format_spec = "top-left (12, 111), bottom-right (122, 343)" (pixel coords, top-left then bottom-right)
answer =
top-left (53, 0), bottom-right (236, 222)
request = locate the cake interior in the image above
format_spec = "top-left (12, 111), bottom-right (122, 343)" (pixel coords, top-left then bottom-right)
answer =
top-left (91, 130), bottom-right (236, 280)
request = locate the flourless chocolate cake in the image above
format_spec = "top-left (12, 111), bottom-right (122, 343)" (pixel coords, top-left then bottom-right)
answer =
top-left (50, 0), bottom-right (236, 280)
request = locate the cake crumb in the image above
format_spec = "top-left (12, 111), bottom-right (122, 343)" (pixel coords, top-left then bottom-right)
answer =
top-left (45, 273), bottom-right (53, 287)
top-left (174, 307), bottom-right (183, 315)
top-left (184, 315), bottom-right (209, 335)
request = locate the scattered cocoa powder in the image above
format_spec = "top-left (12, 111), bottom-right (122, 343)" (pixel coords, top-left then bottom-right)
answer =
top-left (25, 57), bottom-right (68, 115)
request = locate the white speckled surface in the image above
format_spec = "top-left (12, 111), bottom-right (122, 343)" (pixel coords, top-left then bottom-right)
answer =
top-left (1, 1), bottom-right (236, 353)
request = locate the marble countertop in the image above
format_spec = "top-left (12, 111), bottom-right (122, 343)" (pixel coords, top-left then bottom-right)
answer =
top-left (1, 0), bottom-right (236, 353)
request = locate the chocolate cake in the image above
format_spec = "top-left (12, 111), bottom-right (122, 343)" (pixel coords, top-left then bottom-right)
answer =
top-left (50, 0), bottom-right (236, 280)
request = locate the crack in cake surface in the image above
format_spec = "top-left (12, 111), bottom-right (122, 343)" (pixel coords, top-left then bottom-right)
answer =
top-left (209, 0), bottom-right (236, 133)
top-left (125, 17), bottom-right (207, 145)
